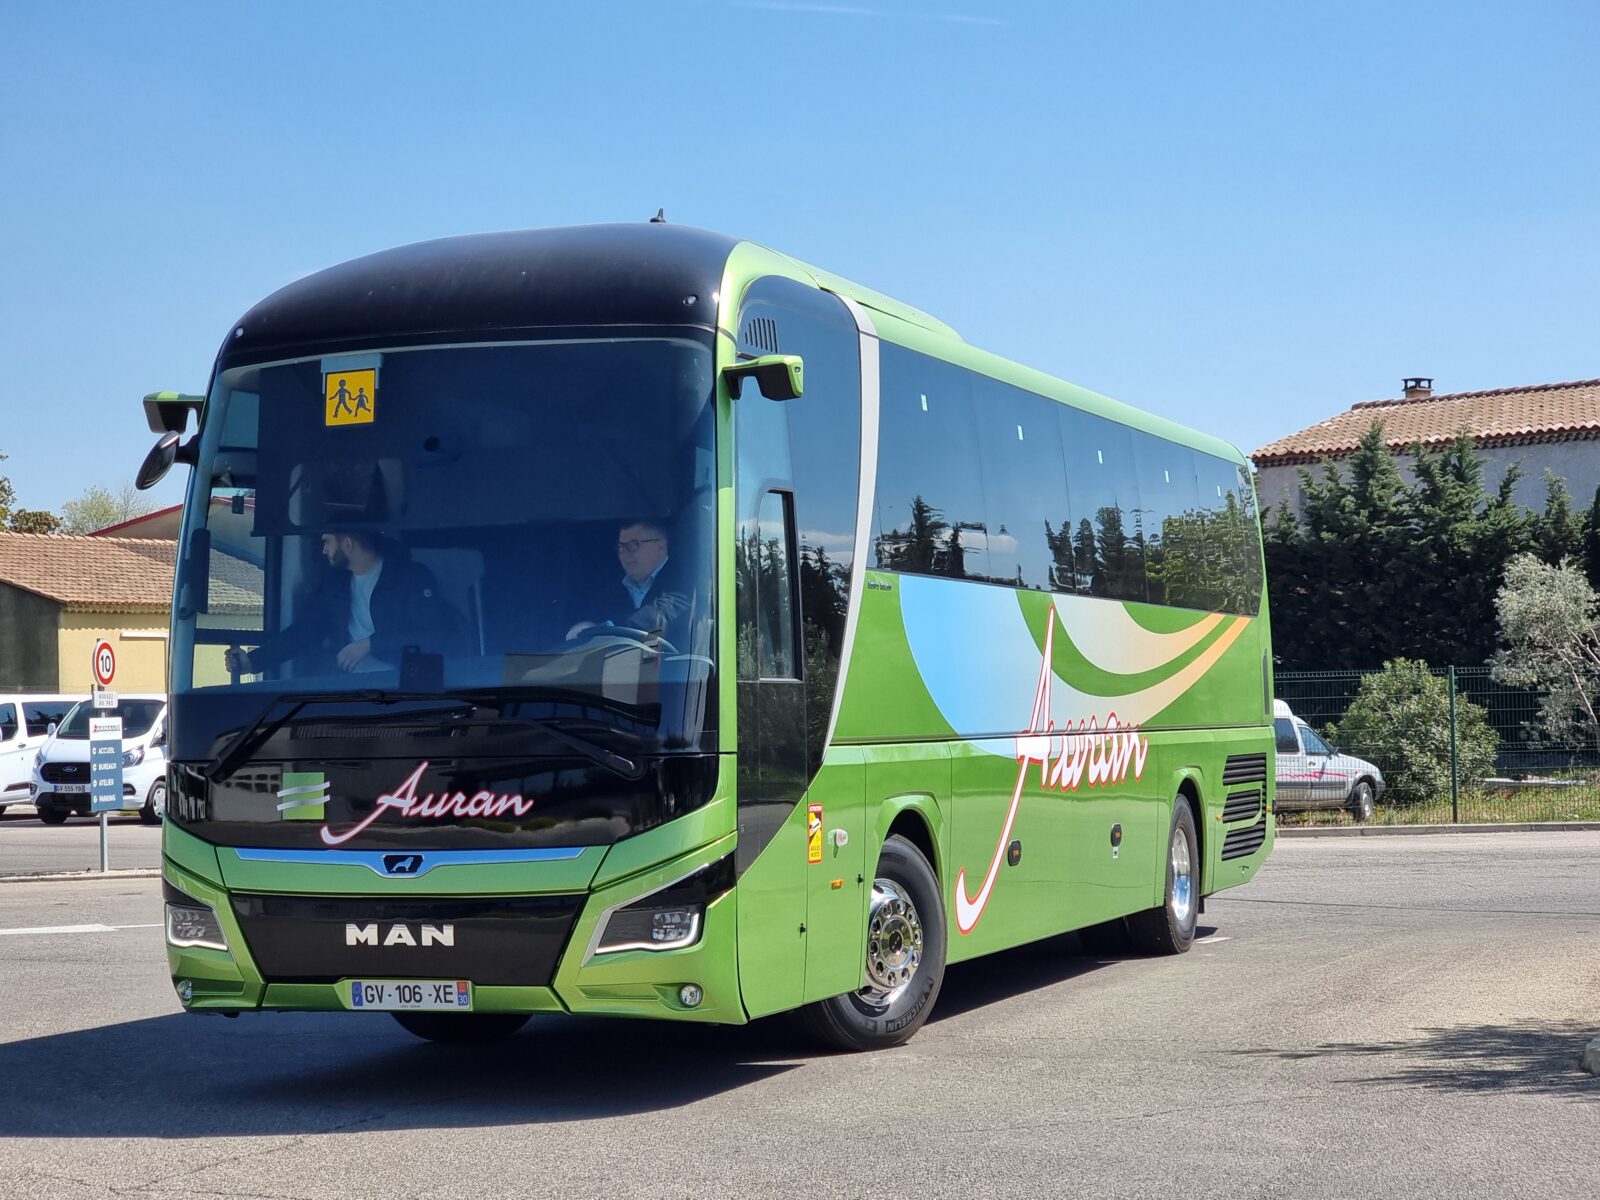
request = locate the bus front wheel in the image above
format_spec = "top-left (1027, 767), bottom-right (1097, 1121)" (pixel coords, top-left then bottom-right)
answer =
top-left (800, 834), bottom-right (946, 1052)
top-left (1127, 799), bottom-right (1199, 955)
top-left (391, 1012), bottom-right (531, 1044)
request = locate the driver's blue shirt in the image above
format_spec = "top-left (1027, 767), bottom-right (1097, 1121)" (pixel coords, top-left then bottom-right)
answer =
top-left (620, 558), bottom-right (668, 612)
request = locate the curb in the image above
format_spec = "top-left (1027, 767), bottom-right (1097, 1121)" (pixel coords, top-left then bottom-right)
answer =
top-left (1278, 821), bottom-right (1600, 838)
top-left (0, 868), bottom-right (161, 884)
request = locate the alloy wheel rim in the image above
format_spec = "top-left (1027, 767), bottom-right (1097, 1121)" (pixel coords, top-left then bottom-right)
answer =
top-left (859, 878), bottom-right (923, 1009)
top-left (1170, 826), bottom-right (1194, 927)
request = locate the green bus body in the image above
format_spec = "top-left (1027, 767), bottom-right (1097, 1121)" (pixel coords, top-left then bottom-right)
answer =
top-left (162, 225), bottom-right (1274, 1038)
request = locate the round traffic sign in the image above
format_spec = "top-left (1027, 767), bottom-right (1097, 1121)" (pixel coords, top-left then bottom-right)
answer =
top-left (93, 639), bottom-right (116, 687)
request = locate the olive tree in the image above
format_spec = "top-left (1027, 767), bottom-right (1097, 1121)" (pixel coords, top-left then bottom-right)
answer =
top-left (1492, 554), bottom-right (1600, 755)
top-left (1329, 658), bottom-right (1497, 804)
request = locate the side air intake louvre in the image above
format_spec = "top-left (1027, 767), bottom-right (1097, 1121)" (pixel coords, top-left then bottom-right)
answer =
top-left (742, 317), bottom-right (780, 354)
top-left (1222, 789), bottom-right (1262, 823)
top-left (1222, 752), bottom-right (1268, 787)
top-left (1221, 814), bottom-right (1268, 860)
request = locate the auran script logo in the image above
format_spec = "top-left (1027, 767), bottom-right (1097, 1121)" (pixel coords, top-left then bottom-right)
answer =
top-left (954, 614), bottom-right (1150, 935)
top-left (320, 762), bottom-right (536, 846)
top-left (345, 922), bottom-right (456, 948)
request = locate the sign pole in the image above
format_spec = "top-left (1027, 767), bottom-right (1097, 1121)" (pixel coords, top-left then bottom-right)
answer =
top-left (100, 811), bottom-right (110, 872)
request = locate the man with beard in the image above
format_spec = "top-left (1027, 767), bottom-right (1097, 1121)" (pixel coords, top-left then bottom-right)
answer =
top-left (225, 530), bottom-right (458, 677)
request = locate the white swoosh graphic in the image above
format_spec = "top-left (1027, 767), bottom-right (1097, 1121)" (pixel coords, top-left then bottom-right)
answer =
top-left (1051, 600), bottom-right (1223, 676)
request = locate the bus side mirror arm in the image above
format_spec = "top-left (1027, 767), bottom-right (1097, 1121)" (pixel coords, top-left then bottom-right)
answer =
top-left (721, 354), bottom-right (804, 401)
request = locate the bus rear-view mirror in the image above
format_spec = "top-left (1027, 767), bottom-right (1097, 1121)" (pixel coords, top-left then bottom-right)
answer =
top-left (722, 354), bottom-right (804, 401)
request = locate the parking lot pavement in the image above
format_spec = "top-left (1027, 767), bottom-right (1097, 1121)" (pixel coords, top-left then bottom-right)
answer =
top-left (1, 832), bottom-right (1596, 1200)
top-left (0, 811), bottom-right (162, 876)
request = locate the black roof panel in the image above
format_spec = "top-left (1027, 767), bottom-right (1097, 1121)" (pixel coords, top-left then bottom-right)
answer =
top-left (223, 223), bottom-right (740, 362)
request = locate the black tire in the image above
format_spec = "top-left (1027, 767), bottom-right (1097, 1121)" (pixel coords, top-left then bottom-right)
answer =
top-left (38, 805), bottom-right (69, 825)
top-left (1076, 917), bottom-right (1131, 956)
top-left (1127, 799), bottom-right (1199, 955)
top-left (391, 1012), bottom-right (531, 1043)
top-left (140, 779), bottom-right (167, 825)
top-left (800, 834), bottom-right (946, 1052)
top-left (1348, 780), bottom-right (1375, 823)
top-left (0, 805), bottom-right (7, 816)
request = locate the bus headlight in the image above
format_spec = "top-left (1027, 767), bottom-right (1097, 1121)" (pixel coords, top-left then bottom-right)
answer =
top-left (164, 880), bottom-right (229, 952)
top-left (593, 853), bottom-right (733, 956)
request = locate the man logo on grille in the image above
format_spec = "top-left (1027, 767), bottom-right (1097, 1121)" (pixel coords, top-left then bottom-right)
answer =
top-left (383, 853), bottom-right (425, 876)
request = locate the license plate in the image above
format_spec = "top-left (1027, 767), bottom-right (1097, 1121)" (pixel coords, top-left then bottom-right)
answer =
top-left (347, 979), bottom-right (472, 1011)
top-left (51, 783), bottom-right (89, 794)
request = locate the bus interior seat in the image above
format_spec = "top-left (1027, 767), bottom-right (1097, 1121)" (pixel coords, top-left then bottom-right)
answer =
top-left (407, 547), bottom-right (485, 655)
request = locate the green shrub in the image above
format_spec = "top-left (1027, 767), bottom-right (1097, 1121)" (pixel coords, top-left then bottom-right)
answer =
top-left (1328, 658), bottom-right (1498, 804)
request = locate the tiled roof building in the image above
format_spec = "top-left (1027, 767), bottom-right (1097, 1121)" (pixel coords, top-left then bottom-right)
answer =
top-left (1251, 378), bottom-right (1600, 517)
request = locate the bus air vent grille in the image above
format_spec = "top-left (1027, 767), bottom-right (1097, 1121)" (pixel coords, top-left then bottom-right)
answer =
top-left (1221, 814), bottom-right (1268, 860)
top-left (1221, 788), bottom-right (1263, 824)
top-left (742, 317), bottom-right (780, 354)
top-left (1221, 753), bottom-right (1268, 787)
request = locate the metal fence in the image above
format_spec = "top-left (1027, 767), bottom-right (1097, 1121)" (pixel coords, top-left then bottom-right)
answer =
top-left (1274, 667), bottom-right (1600, 826)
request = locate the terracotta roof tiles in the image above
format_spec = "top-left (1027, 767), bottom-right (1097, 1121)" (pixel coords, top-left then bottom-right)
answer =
top-left (1252, 378), bottom-right (1600, 466)
top-left (0, 532), bottom-right (176, 612)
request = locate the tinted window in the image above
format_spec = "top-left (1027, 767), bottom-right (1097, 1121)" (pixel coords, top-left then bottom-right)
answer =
top-left (1274, 717), bottom-right (1299, 753)
top-left (975, 378), bottom-right (1070, 590)
top-left (0, 704), bottom-right (17, 742)
top-left (24, 701), bottom-right (76, 738)
top-left (875, 346), bottom-right (989, 581)
top-left (1060, 407), bottom-right (1144, 601)
top-left (1194, 455), bottom-right (1263, 615)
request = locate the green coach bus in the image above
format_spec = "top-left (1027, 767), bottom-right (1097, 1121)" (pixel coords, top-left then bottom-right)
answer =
top-left (144, 221), bottom-right (1274, 1050)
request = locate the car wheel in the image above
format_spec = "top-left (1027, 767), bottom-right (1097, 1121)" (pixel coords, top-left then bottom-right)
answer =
top-left (1127, 799), bottom-right (1199, 955)
top-left (1349, 780), bottom-right (1375, 823)
top-left (38, 804), bottom-right (69, 825)
top-left (0, 805), bottom-right (7, 816)
top-left (141, 779), bottom-right (167, 825)
top-left (391, 1012), bottom-right (530, 1043)
top-left (800, 834), bottom-right (946, 1051)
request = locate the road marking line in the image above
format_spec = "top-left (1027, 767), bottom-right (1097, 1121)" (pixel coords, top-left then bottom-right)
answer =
top-left (0, 922), bottom-right (161, 937)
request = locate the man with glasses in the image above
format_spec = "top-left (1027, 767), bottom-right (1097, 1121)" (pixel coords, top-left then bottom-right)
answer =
top-left (566, 518), bottom-right (690, 645)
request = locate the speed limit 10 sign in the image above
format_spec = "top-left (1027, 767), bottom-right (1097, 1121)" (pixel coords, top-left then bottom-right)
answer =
top-left (92, 638), bottom-right (116, 688)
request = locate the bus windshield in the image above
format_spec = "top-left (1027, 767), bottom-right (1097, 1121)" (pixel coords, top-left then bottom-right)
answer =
top-left (170, 334), bottom-right (718, 760)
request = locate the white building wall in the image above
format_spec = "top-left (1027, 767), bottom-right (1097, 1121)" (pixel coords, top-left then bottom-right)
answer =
top-left (1254, 439), bottom-right (1600, 519)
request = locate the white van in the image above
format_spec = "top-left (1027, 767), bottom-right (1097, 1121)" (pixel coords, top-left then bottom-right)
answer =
top-left (31, 695), bottom-right (169, 825)
top-left (0, 694), bottom-right (86, 816)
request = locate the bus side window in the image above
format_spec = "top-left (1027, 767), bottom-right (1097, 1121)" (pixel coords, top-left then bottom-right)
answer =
top-left (746, 491), bottom-right (800, 680)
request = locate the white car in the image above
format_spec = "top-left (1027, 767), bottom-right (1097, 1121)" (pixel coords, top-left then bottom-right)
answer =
top-left (1274, 699), bottom-right (1385, 822)
top-left (31, 695), bottom-right (169, 825)
top-left (0, 693), bottom-right (85, 815)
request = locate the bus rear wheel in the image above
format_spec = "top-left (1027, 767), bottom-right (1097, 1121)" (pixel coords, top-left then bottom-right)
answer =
top-left (1127, 799), bottom-right (1199, 955)
top-left (800, 834), bottom-right (946, 1052)
top-left (391, 1012), bottom-right (531, 1043)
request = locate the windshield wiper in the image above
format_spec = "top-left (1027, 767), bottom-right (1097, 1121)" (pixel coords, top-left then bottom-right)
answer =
top-left (205, 689), bottom-right (641, 783)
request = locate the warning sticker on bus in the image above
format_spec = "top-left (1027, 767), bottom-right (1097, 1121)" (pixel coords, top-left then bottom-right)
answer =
top-left (807, 804), bottom-right (823, 863)
top-left (325, 368), bottom-right (376, 425)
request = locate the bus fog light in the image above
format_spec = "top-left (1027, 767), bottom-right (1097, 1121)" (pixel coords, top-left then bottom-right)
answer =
top-left (176, 979), bottom-right (194, 1004)
top-left (166, 902), bottom-right (229, 952)
top-left (678, 984), bottom-right (703, 1008)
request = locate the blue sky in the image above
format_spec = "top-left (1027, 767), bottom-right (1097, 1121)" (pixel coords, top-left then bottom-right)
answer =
top-left (2, 0), bottom-right (1596, 516)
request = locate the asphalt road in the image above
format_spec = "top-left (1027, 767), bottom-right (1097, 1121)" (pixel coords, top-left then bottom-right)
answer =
top-left (1, 833), bottom-right (1597, 1200)
top-left (0, 810), bottom-right (162, 876)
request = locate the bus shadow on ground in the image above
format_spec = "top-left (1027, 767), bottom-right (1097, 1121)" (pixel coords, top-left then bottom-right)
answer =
top-left (1, 925), bottom-right (1168, 1138)
top-left (1229, 1018), bottom-right (1600, 1099)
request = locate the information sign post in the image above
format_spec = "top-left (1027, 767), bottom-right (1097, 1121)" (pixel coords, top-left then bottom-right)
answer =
top-left (89, 717), bottom-right (124, 872)
top-left (89, 639), bottom-right (120, 871)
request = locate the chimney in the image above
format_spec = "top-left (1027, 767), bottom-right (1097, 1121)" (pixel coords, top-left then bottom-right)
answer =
top-left (1403, 377), bottom-right (1433, 400)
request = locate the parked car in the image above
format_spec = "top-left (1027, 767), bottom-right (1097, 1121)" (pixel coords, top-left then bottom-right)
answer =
top-left (0, 693), bottom-right (85, 816)
top-left (31, 695), bottom-right (169, 825)
top-left (1274, 699), bottom-right (1385, 822)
